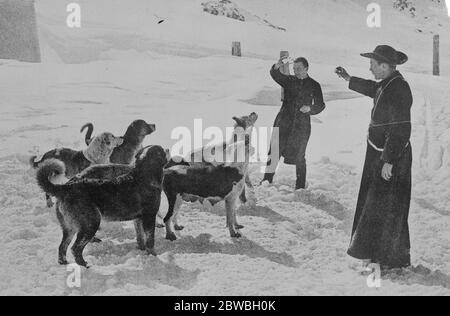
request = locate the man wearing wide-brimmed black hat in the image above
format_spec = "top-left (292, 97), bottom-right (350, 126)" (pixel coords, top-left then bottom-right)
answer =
top-left (336, 45), bottom-right (413, 270)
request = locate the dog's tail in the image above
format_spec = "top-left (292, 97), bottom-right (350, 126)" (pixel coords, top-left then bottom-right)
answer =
top-left (80, 123), bottom-right (94, 146)
top-left (36, 159), bottom-right (67, 198)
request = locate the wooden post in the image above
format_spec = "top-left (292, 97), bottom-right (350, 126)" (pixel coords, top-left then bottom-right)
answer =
top-left (433, 35), bottom-right (440, 76)
top-left (280, 51), bottom-right (289, 101)
top-left (232, 42), bottom-right (241, 57)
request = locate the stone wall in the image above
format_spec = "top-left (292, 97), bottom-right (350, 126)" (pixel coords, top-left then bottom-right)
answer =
top-left (0, 0), bottom-right (41, 62)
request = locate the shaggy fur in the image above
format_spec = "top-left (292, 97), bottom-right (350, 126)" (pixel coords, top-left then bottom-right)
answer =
top-left (30, 132), bottom-right (123, 207)
top-left (36, 145), bottom-right (168, 267)
top-left (81, 120), bottom-right (156, 164)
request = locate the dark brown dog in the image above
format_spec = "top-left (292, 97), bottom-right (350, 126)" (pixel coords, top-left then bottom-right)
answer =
top-left (81, 120), bottom-right (156, 164)
top-left (36, 145), bottom-right (168, 267)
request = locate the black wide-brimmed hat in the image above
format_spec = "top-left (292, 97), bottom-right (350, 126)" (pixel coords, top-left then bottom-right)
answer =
top-left (360, 45), bottom-right (408, 65)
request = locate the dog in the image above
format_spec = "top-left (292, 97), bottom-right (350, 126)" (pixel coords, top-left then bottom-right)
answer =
top-left (162, 112), bottom-right (258, 231)
top-left (81, 120), bottom-right (156, 164)
top-left (36, 145), bottom-right (168, 267)
top-left (30, 132), bottom-right (123, 207)
top-left (188, 112), bottom-right (258, 167)
top-left (163, 140), bottom-right (255, 240)
top-left (186, 112), bottom-right (257, 196)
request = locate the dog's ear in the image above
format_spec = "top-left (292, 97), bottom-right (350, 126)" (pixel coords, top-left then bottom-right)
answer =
top-left (165, 148), bottom-right (171, 161)
top-left (249, 112), bottom-right (258, 123)
top-left (232, 116), bottom-right (245, 128)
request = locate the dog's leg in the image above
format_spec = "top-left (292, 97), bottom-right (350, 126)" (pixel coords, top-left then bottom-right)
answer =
top-left (142, 211), bottom-right (157, 256)
top-left (56, 203), bottom-right (75, 265)
top-left (173, 195), bottom-right (184, 231)
top-left (71, 209), bottom-right (101, 268)
top-left (72, 233), bottom-right (94, 268)
top-left (245, 173), bottom-right (253, 188)
top-left (134, 218), bottom-right (146, 251)
top-left (239, 186), bottom-right (247, 204)
top-left (225, 196), bottom-right (241, 238)
top-left (241, 173), bottom-right (256, 210)
top-left (156, 213), bottom-right (165, 228)
top-left (234, 181), bottom-right (246, 230)
top-left (59, 229), bottom-right (76, 265)
top-left (233, 199), bottom-right (244, 230)
top-left (164, 194), bottom-right (182, 241)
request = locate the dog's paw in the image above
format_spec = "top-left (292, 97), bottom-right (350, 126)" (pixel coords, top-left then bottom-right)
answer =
top-left (90, 237), bottom-right (102, 243)
top-left (174, 224), bottom-right (184, 231)
top-left (58, 258), bottom-right (69, 265)
top-left (46, 200), bottom-right (54, 208)
top-left (166, 232), bottom-right (177, 241)
top-left (75, 260), bottom-right (90, 268)
top-left (230, 231), bottom-right (242, 238)
top-left (137, 244), bottom-right (146, 251)
top-left (146, 248), bottom-right (157, 256)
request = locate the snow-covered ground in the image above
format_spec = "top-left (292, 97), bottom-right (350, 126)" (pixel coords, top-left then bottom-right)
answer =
top-left (0, 0), bottom-right (449, 295)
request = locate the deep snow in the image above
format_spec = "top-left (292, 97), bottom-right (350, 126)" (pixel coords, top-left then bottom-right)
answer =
top-left (0, 0), bottom-right (449, 295)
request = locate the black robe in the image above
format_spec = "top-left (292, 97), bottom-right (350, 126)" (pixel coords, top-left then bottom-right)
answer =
top-left (347, 71), bottom-right (413, 269)
top-left (269, 65), bottom-right (325, 165)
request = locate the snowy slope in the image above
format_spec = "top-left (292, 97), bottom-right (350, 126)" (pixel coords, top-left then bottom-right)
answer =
top-left (0, 0), bottom-right (449, 295)
top-left (34, 0), bottom-right (450, 74)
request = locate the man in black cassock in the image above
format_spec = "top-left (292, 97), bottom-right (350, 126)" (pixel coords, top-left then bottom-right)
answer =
top-left (262, 57), bottom-right (325, 190)
top-left (336, 45), bottom-right (413, 270)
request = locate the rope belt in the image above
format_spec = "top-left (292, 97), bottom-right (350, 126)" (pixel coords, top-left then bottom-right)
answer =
top-left (367, 76), bottom-right (411, 153)
top-left (367, 137), bottom-right (410, 152)
top-left (370, 120), bottom-right (411, 128)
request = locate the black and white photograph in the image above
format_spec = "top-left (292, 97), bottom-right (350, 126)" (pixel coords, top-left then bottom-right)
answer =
top-left (0, 0), bottom-right (449, 298)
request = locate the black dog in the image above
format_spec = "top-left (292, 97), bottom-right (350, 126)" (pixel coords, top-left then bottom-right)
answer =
top-left (81, 120), bottom-right (156, 164)
top-left (36, 145), bottom-right (168, 267)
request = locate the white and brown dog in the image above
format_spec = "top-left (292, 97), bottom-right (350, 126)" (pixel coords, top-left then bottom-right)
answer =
top-left (162, 113), bottom-right (258, 239)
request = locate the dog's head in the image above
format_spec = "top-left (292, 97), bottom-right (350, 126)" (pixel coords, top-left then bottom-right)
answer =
top-left (232, 112), bottom-right (258, 131)
top-left (231, 112), bottom-right (258, 145)
top-left (224, 140), bottom-right (255, 167)
top-left (125, 120), bottom-right (156, 140)
top-left (135, 145), bottom-right (169, 172)
top-left (84, 132), bottom-right (123, 164)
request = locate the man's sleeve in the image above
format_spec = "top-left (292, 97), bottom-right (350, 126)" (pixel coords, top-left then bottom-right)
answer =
top-left (310, 82), bottom-right (326, 115)
top-left (270, 64), bottom-right (290, 88)
top-left (381, 80), bottom-right (413, 164)
top-left (349, 77), bottom-right (378, 98)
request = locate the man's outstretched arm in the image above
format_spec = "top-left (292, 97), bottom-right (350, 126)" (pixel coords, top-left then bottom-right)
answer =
top-left (270, 61), bottom-right (291, 88)
top-left (336, 66), bottom-right (377, 98)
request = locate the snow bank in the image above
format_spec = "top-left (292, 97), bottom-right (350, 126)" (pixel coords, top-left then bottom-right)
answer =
top-left (0, 0), bottom-right (449, 296)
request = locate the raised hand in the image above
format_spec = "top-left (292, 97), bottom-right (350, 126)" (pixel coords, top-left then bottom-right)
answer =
top-left (335, 66), bottom-right (351, 81)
